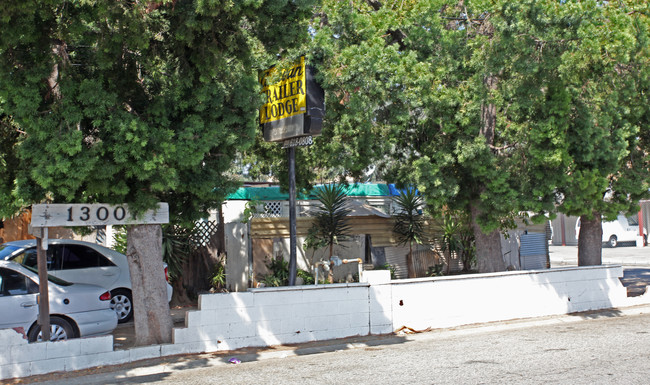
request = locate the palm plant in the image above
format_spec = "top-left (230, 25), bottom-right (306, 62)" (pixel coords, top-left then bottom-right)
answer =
top-left (161, 224), bottom-right (191, 283)
top-left (307, 184), bottom-right (352, 258)
top-left (439, 211), bottom-right (476, 274)
top-left (392, 188), bottom-right (426, 278)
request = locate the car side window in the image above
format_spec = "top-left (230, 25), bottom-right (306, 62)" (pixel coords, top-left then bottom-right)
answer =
top-left (0, 268), bottom-right (38, 296)
top-left (12, 248), bottom-right (56, 271)
top-left (47, 246), bottom-right (63, 271)
top-left (11, 248), bottom-right (36, 267)
top-left (59, 245), bottom-right (116, 270)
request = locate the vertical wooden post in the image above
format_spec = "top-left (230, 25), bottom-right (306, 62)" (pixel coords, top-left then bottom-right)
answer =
top-left (36, 236), bottom-right (50, 341)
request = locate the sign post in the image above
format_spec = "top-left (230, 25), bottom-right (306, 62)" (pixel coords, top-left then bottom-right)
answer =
top-left (28, 226), bottom-right (51, 341)
top-left (259, 57), bottom-right (325, 286)
top-left (29, 203), bottom-right (169, 340)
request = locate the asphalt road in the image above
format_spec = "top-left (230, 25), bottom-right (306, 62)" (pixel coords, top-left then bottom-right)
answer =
top-left (34, 307), bottom-right (650, 385)
top-left (549, 244), bottom-right (650, 267)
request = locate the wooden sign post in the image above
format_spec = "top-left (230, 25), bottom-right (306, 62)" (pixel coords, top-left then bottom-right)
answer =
top-left (29, 203), bottom-right (169, 341)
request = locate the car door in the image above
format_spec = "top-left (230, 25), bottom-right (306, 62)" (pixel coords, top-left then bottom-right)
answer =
top-left (48, 244), bottom-right (121, 290)
top-left (0, 267), bottom-right (39, 331)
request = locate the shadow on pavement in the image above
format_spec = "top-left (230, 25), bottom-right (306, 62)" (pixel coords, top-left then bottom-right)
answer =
top-left (574, 308), bottom-right (623, 320)
top-left (621, 268), bottom-right (650, 297)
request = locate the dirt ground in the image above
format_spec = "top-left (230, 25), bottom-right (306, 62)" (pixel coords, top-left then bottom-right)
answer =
top-left (112, 305), bottom-right (196, 350)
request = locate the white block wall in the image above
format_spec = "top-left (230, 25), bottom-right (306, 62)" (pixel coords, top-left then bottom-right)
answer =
top-left (389, 265), bottom-right (634, 331)
top-left (3, 265), bottom-right (649, 381)
top-left (0, 332), bottom-right (120, 380)
top-left (172, 284), bottom-right (371, 352)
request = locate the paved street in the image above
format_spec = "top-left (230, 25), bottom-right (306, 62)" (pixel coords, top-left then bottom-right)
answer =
top-left (549, 244), bottom-right (650, 267)
top-left (32, 306), bottom-right (650, 385)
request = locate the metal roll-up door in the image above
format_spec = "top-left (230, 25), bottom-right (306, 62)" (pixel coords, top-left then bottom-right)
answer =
top-left (520, 233), bottom-right (549, 270)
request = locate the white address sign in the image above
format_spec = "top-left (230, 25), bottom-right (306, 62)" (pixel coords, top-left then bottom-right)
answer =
top-left (31, 203), bottom-right (169, 227)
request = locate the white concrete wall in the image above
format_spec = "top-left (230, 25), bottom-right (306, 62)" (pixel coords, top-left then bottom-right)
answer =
top-left (221, 201), bottom-right (248, 224)
top-left (389, 266), bottom-right (632, 331)
top-left (225, 222), bottom-right (249, 292)
top-left (0, 333), bottom-right (122, 379)
top-left (173, 284), bottom-right (371, 352)
top-left (3, 265), bottom-right (649, 381)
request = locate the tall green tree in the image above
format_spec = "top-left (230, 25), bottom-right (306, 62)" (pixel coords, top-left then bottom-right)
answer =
top-left (551, 1), bottom-right (650, 265)
top-left (304, 0), bottom-right (649, 271)
top-left (304, 0), bottom-right (530, 272)
top-left (0, 0), bottom-right (316, 344)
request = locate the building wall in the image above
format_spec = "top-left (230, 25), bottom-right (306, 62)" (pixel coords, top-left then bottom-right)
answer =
top-left (224, 222), bottom-right (249, 292)
top-left (551, 213), bottom-right (579, 246)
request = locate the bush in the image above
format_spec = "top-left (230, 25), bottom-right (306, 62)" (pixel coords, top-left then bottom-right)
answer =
top-left (259, 256), bottom-right (314, 286)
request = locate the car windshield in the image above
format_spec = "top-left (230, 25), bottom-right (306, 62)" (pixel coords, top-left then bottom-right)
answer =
top-left (0, 244), bottom-right (22, 260)
top-left (22, 265), bottom-right (73, 286)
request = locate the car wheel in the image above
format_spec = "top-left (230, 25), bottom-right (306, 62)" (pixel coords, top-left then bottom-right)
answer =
top-left (110, 289), bottom-right (133, 323)
top-left (28, 316), bottom-right (76, 342)
top-left (608, 235), bottom-right (618, 248)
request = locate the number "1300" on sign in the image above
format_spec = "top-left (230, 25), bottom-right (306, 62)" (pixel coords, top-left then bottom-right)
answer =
top-left (31, 203), bottom-right (169, 227)
top-left (68, 206), bottom-right (127, 222)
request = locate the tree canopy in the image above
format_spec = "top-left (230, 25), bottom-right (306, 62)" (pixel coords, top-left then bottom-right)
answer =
top-left (0, 0), bottom-right (317, 222)
top-left (273, 0), bottom-right (649, 270)
top-left (0, 0), bottom-right (318, 344)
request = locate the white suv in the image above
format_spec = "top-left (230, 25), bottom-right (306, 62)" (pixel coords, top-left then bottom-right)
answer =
top-left (0, 239), bottom-right (173, 323)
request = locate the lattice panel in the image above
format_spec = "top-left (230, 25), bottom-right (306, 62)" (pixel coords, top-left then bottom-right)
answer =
top-left (190, 220), bottom-right (219, 249)
top-left (254, 201), bottom-right (282, 217)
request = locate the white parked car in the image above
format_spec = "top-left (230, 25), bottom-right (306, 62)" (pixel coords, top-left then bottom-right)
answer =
top-left (0, 260), bottom-right (117, 342)
top-left (0, 239), bottom-right (173, 323)
top-left (575, 213), bottom-right (647, 247)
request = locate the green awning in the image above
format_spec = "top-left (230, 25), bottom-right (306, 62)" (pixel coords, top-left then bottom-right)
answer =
top-left (227, 183), bottom-right (395, 201)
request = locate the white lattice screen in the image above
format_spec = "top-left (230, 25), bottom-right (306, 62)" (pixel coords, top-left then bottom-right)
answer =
top-left (254, 201), bottom-right (283, 217)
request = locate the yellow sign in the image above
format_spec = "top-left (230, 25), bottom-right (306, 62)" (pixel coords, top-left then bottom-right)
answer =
top-left (259, 57), bottom-right (307, 124)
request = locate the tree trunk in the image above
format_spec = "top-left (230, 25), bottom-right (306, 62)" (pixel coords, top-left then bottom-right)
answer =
top-left (578, 213), bottom-right (602, 266)
top-left (471, 202), bottom-right (505, 273)
top-left (471, 72), bottom-right (505, 273)
top-left (406, 242), bottom-right (415, 278)
top-left (126, 224), bottom-right (173, 345)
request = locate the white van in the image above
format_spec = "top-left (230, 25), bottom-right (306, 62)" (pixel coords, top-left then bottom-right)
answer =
top-left (576, 214), bottom-right (647, 247)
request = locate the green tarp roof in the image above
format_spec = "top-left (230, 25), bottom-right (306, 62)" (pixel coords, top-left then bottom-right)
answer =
top-left (227, 183), bottom-right (395, 201)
